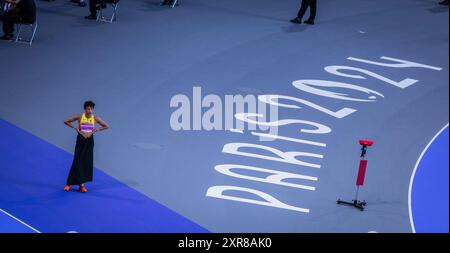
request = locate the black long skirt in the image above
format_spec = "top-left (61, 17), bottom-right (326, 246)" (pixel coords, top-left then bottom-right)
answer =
top-left (66, 134), bottom-right (94, 185)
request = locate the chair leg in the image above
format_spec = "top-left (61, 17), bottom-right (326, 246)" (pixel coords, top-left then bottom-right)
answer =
top-left (171, 0), bottom-right (177, 8)
top-left (15, 24), bottom-right (22, 43)
top-left (96, 9), bottom-right (102, 21)
top-left (110, 4), bottom-right (118, 23)
top-left (29, 23), bottom-right (37, 45)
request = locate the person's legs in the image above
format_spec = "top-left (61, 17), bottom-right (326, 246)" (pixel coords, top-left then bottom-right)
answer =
top-left (85, 0), bottom-right (98, 19)
top-left (291, 0), bottom-right (311, 23)
top-left (303, 0), bottom-right (316, 24)
top-left (1, 15), bottom-right (8, 37)
top-left (1, 12), bottom-right (17, 40)
top-left (308, 0), bottom-right (317, 21)
top-left (90, 0), bottom-right (97, 15)
top-left (296, 0), bottom-right (311, 20)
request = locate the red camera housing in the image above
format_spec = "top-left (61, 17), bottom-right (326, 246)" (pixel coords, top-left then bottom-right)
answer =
top-left (359, 139), bottom-right (374, 146)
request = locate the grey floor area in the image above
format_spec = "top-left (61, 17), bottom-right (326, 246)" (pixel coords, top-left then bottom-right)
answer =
top-left (0, 0), bottom-right (448, 232)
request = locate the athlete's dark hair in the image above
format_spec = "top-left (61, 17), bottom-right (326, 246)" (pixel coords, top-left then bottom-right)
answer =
top-left (84, 101), bottom-right (95, 109)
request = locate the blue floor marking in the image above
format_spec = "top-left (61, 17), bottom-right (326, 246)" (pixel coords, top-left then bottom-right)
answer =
top-left (411, 126), bottom-right (449, 233)
top-left (0, 118), bottom-right (209, 233)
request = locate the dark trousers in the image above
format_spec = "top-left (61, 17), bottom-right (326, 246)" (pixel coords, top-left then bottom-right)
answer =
top-left (297, 0), bottom-right (317, 21)
top-left (89, 0), bottom-right (99, 15)
top-left (0, 11), bottom-right (20, 36)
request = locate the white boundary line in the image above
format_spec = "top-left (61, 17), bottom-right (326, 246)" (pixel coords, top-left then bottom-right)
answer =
top-left (0, 208), bottom-right (41, 233)
top-left (408, 123), bottom-right (449, 233)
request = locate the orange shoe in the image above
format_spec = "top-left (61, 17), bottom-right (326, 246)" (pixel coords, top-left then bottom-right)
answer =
top-left (79, 184), bottom-right (88, 193)
top-left (64, 185), bottom-right (71, 191)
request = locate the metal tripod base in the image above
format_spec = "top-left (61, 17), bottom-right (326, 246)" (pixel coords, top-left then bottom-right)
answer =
top-left (337, 198), bottom-right (366, 211)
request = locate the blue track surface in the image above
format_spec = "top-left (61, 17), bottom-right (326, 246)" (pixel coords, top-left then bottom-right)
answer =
top-left (411, 125), bottom-right (449, 233)
top-left (0, 118), bottom-right (208, 233)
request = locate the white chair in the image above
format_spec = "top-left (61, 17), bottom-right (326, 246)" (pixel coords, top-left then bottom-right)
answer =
top-left (15, 22), bottom-right (38, 45)
top-left (97, 0), bottom-right (119, 23)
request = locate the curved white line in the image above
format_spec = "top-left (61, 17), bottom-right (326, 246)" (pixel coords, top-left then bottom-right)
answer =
top-left (0, 208), bottom-right (41, 233)
top-left (408, 123), bottom-right (449, 233)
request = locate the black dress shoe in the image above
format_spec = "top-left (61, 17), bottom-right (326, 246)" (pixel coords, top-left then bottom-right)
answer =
top-left (439, 0), bottom-right (449, 5)
top-left (290, 17), bottom-right (301, 24)
top-left (304, 19), bottom-right (315, 25)
top-left (85, 14), bottom-right (97, 20)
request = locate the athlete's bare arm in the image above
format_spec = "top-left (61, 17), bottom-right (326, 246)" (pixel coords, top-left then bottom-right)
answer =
top-left (64, 114), bottom-right (82, 134)
top-left (93, 116), bottom-right (109, 134)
